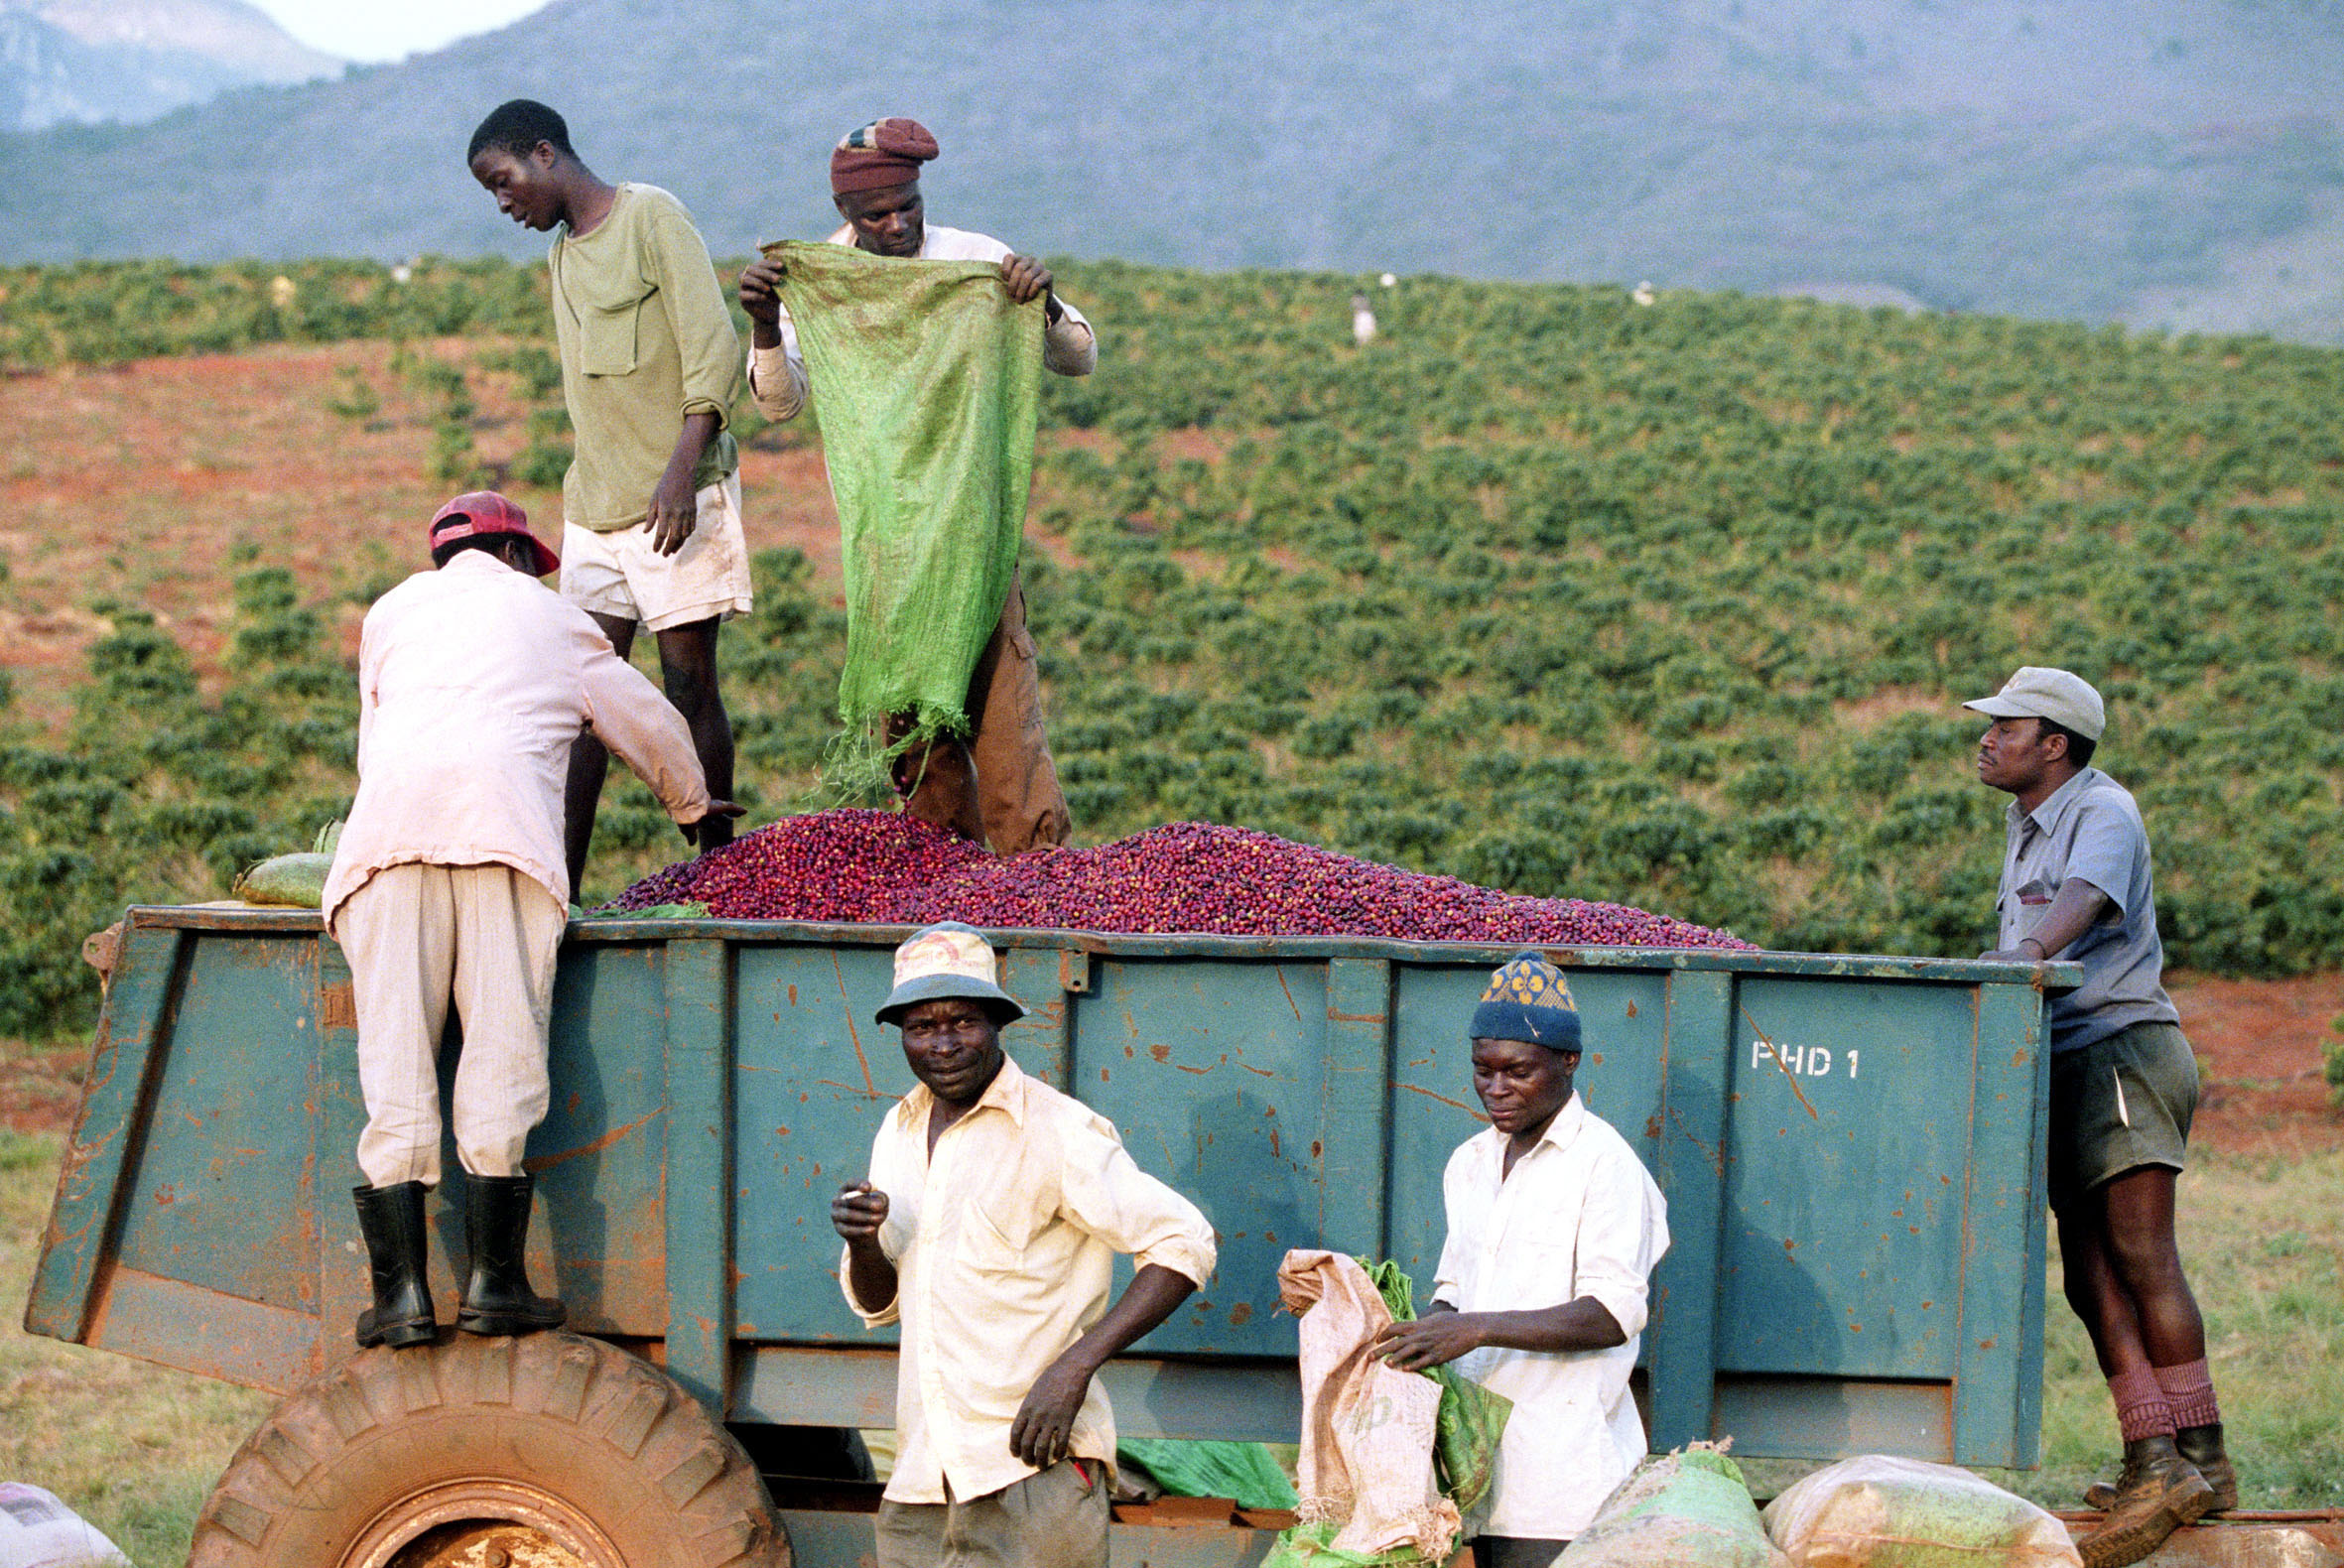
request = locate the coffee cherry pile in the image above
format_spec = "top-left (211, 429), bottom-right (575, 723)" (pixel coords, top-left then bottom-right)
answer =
top-left (611, 808), bottom-right (985, 922)
top-left (611, 811), bottom-right (1752, 950)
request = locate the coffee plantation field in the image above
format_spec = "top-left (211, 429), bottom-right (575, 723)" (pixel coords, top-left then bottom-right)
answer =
top-left (0, 256), bottom-right (2339, 1038)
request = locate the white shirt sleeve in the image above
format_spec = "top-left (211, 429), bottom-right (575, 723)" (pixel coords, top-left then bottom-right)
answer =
top-left (745, 303), bottom-right (809, 423)
top-left (841, 1112), bottom-right (906, 1326)
top-left (1571, 1147), bottom-right (1669, 1340)
top-left (1054, 1111), bottom-right (1218, 1288)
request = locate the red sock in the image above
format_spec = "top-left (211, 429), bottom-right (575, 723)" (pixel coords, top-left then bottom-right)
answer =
top-left (2152, 1359), bottom-right (2221, 1430)
top-left (2109, 1364), bottom-right (2175, 1442)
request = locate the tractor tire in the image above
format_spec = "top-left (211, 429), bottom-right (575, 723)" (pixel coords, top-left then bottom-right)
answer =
top-left (188, 1330), bottom-right (789, 1568)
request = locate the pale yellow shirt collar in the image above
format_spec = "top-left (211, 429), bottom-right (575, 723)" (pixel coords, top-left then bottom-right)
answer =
top-left (890, 1051), bottom-right (1030, 1136)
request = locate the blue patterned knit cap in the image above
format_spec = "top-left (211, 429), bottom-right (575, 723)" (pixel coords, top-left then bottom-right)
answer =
top-left (1469, 952), bottom-right (1582, 1052)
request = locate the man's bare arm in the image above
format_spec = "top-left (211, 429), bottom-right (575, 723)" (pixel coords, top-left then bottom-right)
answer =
top-left (1372, 1295), bottom-right (1628, 1372)
top-left (1985, 876), bottom-right (2111, 962)
top-left (647, 410), bottom-right (722, 556)
top-left (1008, 1262), bottom-right (1196, 1467)
top-left (832, 1180), bottom-right (898, 1314)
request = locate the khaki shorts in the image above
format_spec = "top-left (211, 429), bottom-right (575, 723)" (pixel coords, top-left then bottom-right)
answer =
top-left (561, 472), bottom-right (750, 632)
top-left (2047, 1019), bottom-right (2198, 1213)
top-left (873, 1459), bottom-right (1107, 1568)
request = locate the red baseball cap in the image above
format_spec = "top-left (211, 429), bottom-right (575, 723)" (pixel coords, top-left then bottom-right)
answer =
top-left (429, 491), bottom-right (560, 578)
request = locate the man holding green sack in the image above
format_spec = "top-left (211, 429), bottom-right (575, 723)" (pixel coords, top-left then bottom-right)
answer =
top-left (1374, 953), bottom-right (1671, 1568)
top-left (738, 117), bottom-right (1093, 853)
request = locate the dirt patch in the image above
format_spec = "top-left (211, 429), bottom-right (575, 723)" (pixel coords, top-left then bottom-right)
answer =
top-left (2171, 971), bottom-right (2344, 1156)
top-left (0, 1038), bottom-right (87, 1136)
top-left (0, 341), bottom-right (850, 724)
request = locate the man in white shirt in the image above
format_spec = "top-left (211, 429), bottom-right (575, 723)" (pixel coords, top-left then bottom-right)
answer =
top-left (738, 118), bottom-right (1092, 855)
top-left (831, 922), bottom-right (1216, 1568)
top-left (325, 491), bottom-right (733, 1350)
top-left (1374, 952), bottom-right (1670, 1568)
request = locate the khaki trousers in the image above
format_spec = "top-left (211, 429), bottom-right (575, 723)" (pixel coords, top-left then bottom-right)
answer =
top-left (873, 1461), bottom-right (1108, 1568)
top-left (888, 573), bottom-right (1072, 854)
top-left (342, 862), bottom-right (567, 1188)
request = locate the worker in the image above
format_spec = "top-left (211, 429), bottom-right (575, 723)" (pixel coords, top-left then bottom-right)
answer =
top-left (324, 491), bottom-right (734, 1349)
top-left (1372, 952), bottom-right (1670, 1568)
top-left (1967, 667), bottom-right (2228, 1568)
top-left (465, 98), bottom-right (746, 898)
top-left (831, 922), bottom-right (1216, 1568)
top-left (737, 117), bottom-right (1092, 854)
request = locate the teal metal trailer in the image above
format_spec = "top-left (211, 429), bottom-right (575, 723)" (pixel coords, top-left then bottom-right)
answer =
top-left (29, 905), bottom-right (2073, 1567)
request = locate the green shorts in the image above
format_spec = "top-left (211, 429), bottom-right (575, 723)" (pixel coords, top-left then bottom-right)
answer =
top-left (2047, 1020), bottom-right (2198, 1214)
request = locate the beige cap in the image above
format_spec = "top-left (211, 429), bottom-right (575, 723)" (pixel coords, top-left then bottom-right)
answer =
top-left (1963, 666), bottom-right (2106, 740)
top-left (874, 922), bottom-right (1025, 1026)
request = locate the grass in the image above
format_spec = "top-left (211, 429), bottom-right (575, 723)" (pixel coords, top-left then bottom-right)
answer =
top-left (2018, 1144), bottom-right (2344, 1511)
top-left (2, 1119), bottom-right (2337, 1566)
top-left (0, 1128), bottom-right (271, 1566)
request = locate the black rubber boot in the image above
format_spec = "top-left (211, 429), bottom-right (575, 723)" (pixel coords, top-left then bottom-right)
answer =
top-left (351, 1181), bottom-right (437, 1349)
top-left (457, 1172), bottom-right (566, 1336)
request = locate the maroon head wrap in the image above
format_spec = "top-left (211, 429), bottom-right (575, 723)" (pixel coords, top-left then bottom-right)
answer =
top-left (831, 117), bottom-right (940, 195)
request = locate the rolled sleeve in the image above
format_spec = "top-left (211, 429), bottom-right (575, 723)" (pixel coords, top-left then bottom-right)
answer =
top-left (747, 314), bottom-right (809, 422)
top-left (840, 1244), bottom-right (901, 1326)
top-left (647, 203), bottom-right (741, 428)
top-left (1044, 301), bottom-right (1097, 377)
top-left (1572, 1152), bottom-right (1668, 1339)
top-left (1057, 1114), bottom-right (1217, 1288)
top-left (2063, 802), bottom-right (2144, 918)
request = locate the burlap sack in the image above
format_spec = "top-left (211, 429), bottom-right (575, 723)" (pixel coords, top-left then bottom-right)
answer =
top-left (1277, 1249), bottom-right (1462, 1562)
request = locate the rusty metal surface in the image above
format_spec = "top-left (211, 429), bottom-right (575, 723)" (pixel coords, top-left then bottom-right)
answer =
top-left (2056, 1513), bottom-right (2344, 1567)
top-left (35, 906), bottom-right (2061, 1472)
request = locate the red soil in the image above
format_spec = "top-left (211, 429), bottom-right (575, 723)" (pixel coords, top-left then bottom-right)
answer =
top-left (0, 346), bottom-right (2336, 1156)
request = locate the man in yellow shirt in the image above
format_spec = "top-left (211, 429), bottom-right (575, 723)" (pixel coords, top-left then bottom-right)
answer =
top-left (466, 98), bottom-right (745, 895)
top-left (832, 922), bottom-right (1216, 1567)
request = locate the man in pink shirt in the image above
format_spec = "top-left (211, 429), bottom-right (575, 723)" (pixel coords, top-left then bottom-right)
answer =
top-left (323, 491), bottom-right (734, 1349)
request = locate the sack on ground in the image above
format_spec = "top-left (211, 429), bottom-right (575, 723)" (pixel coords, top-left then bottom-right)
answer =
top-left (1761, 1456), bottom-right (2081, 1568)
top-left (1556, 1446), bottom-right (1785, 1568)
top-left (0, 1481), bottom-right (131, 1568)
top-left (1272, 1249), bottom-right (1462, 1566)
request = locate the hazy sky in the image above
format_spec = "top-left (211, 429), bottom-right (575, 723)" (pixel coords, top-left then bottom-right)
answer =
top-left (248, 0), bottom-right (557, 63)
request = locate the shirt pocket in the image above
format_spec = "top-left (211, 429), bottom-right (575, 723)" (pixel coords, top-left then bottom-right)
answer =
top-left (954, 1196), bottom-right (1031, 1273)
top-left (578, 285), bottom-right (651, 377)
top-left (2008, 875), bottom-right (2054, 938)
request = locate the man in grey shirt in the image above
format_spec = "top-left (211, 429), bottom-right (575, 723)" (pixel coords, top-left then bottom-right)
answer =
top-left (1968, 667), bottom-right (2229, 1568)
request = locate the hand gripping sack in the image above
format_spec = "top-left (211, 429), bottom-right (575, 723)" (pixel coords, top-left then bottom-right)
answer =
top-left (1761, 1456), bottom-right (2082, 1568)
top-left (1268, 1249), bottom-right (1462, 1566)
top-left (772, 240), bottom-right (1045, 780)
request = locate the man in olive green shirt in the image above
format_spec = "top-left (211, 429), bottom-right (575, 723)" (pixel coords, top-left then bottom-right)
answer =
top-left (467, 98), bottom-right (746, 891)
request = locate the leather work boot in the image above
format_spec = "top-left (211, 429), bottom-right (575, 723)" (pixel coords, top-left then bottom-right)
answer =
top-left (2087, 1423), bottom-right (2238, 1513)
top-left (351, 1181), bottom-right (438, 1349)
top-left (457, 1171), bottom-right (566, 1336)
top-left (2076, 1435), bottom-right (2215, 1568)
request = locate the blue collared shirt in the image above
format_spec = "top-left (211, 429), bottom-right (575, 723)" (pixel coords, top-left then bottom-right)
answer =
top-left (1996, 767), bottom-right (2179, 1052)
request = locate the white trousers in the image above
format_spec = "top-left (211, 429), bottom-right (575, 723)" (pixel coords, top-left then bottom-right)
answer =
top-left (342, 861), bottom-right (566, 1188)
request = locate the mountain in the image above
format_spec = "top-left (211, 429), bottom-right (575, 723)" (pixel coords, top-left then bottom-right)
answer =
top-left (2, 0), bottom-right (2342, 339)
top-left (0, 0), bottom-right (337, 130)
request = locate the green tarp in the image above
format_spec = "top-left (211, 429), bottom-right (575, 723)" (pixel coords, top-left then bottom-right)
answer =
top-left (771, 240), bottom-right (1044, 749)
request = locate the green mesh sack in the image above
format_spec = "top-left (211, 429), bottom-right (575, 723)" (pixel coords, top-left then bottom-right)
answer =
top-left (1118, 1438), bottom-right (1300, 1511)
top-left (1261, 1520), bottom-right (1445, 1568)
top-left (1365, 1257), bottom-right (1512, 1514)
top-left (772, 240), bottom-right (1044, 785)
